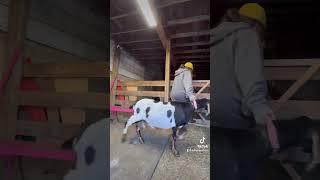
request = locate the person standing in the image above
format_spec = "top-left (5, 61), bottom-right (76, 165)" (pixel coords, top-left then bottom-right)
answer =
top-left (170, 62), bottom-right (197, 136)
top-left (211, 3), bottom-right (279, 180)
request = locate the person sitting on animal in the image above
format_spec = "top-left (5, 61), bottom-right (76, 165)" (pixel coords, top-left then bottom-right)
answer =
top-left (170, 61), bottom-right (198, 138)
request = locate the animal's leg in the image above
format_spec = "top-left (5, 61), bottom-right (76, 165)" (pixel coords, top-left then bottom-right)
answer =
top-left (136, 123), bottom-right (145, 144)
top-left (171, 127), bottom-right (180, 157)
top-left (306, 131), bottom-right (320, 171)
top-left (177, 125), bottom-right (187, 140)
top-left (121, 116), bottom-right (140, 142)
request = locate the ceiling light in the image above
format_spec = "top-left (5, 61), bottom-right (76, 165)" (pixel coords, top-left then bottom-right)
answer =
top-left (136, 0), bottom-right (157, 27)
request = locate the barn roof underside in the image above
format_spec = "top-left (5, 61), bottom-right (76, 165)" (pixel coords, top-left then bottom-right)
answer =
top-left (111, 0), bottom-right (210, 80)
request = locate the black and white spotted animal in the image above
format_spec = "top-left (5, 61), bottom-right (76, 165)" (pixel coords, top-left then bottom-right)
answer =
top-left (121, 98), bottom-right (210, 157)
top-left (63, 119), bottom-right (107, 180)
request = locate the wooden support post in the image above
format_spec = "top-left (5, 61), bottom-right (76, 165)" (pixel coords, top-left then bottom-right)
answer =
top-left (110, 46), bottom-right (121, 108)
top-left (1, 0), bottom-right (30, 139)
top-left (164, 40), bottom-right (171, 102)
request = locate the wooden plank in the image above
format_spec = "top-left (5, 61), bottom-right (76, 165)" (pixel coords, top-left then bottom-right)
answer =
top-left (172, 41), bottom-right (209, 48)
top-left (271, 100), bottom-right (320, 120)
top-left (148, 0), bottom-right (168, 48)
top-left (276, 64), bottom-right (320, 110)
top-left (54, 79), bottom-right (88, 92)
top-left (110, 46), bottom-right (121, 107)
top-left (120, 81), bottom-right (165, 86)
top-left (195, 81), bottom-right (210, 97)
top-left (16, 120), bottom-right (80, 140)
top-left (23, 63), bottom-right (108, 78)
top-left (127, 86), bottom-right (138, 102)
top-left (17, 92), bottom-right (108, 109)
top-left (196, 93), bottom-right (210, 99)
top-left (130, 47), bottom-right (163, 51)
top-left (167, 15), bottom-right (210, 26)
top-left (3, 0), bottom-right (30, 140)
top-left (174, 49), bottom-right (210, 54)
top-left (171, 30), bottom-right (210, 39)
top-left (118, 39), bottom-right (160, 45)
top-left (164, 41), bottom-right (171, 102)
top-left (111, 27), bottom-right (152, 36)
top-left (175, 55), bottom-right (209, 59)
top-left (116, 90), bottom-right (165, 97)
top-left (264, 59), bottom-right (320, 66)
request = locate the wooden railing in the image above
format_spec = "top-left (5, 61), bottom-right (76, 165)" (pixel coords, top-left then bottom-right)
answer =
top-left (114, 80), bottom-right (210, 107)
top-left (16, 62), bottom-right (108, 143)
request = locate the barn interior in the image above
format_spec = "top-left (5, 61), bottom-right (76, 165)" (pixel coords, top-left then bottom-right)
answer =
top-left (110, 0), bottom-right (210, 179)
top-left (0, 0), bottom-right (107, 179)
top-left (212, 0), bottom-right (320, 180)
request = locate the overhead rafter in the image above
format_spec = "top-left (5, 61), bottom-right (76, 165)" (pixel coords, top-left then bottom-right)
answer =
top-left (118, 38), bottom-right (160, 44)
top-left (175, 55), bottom-right (209, 59)
top-left (130, 47), bottom-right (163, 51)
top-left (174, 49), bottom-right (210, 54)
top-left (171, 30), bottom-right (210, 39)
top-left (111, 27), bottom-right (152, 35)
top-left (167, 15), bottom-right (210, 26)
top-left (111, 0), bottom-right (193, 20)
top-left (172, 41), bottom-right (209, 48)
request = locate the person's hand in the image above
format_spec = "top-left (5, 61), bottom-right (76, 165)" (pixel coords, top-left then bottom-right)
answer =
top-left (192, 99), bottom-right (198, 110)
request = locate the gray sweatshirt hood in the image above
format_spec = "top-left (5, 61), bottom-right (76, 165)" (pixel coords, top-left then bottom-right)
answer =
top-left (210, 22), bottom-right (251, 45)
top-left (174, 68), bottom-right (189, 76)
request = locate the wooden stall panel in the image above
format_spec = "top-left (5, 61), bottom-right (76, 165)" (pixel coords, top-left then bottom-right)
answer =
top-left (54, 78), bottom-right (88, 125)
top-left (127, 86), bottom-right (138, 101)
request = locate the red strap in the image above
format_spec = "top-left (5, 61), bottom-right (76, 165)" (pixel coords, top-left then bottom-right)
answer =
top-left (0, 48), bottom-right (22, 96)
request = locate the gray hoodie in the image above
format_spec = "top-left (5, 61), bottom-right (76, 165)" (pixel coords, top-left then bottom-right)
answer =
top-left (170, 67), bottom-right (195, 102)
top-left (211, 21), bottom-right (273, 129)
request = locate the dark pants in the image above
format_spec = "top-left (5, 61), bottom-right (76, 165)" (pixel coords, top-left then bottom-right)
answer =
top-left (212, 127), bottom-right (268, 180)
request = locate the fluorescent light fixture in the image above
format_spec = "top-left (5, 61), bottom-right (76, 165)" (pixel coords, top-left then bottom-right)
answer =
top-left (136, 0), bottom-right (157, 27)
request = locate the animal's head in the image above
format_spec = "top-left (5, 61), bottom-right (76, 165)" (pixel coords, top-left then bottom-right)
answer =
top-left (63, 118), bottom-right (107, 180)
top-left (196, 98), bottom-right (210, 116)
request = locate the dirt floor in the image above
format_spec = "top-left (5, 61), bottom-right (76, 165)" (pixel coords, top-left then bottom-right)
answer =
top-left (110, 120), bottom-right (210, 180)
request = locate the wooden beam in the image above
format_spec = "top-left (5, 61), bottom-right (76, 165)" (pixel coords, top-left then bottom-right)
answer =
top-left (18, 92), bottom-right (108, 109)
top-left (111, 0), bottom-right (193, 20)
top-left (119, 81), bottom-right (165, 87)
top-left (148, 0), bottom-right (169, 48)
top-left (2, 0), bottom-right (30, 139)
top-left (272, 100), bottom-right (320, 120)
top-left (195, 81), bottom-right (210, 97)
top-left (167, 15), bottom-right (210, 26)
top-left (175, 55), bottom-right (209, 59)
top-left (110, 46), bottom-right (121, 107)
top-left (172, 41), bottom-right (209, 48)
top-left (23, 63), bottom-right (109, 78)
top-left (264, 67), bottom-right (320, 80)
top-left (111, 27), bottom-right (152, 36)
top-left (274, 64), bottom-right (320, 111)
top-left (16, 120), bottom-right (80, 140)
top-left (171, 30), bottom-right (210, 39)
top-left (130, 47), bottom-right (163, 51)
top-left (164, 41), bottom-right (171, 102)
top-left (264, 59), bottom-right (320, 66)
top-left (174, 49), bottom-right (210, 54)
top-left (118, 39), bottom-right (160, 45)
top-left (176, 60), bottom-right (210, 63)
top-left (116, 90), bottom-right (165, 97)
